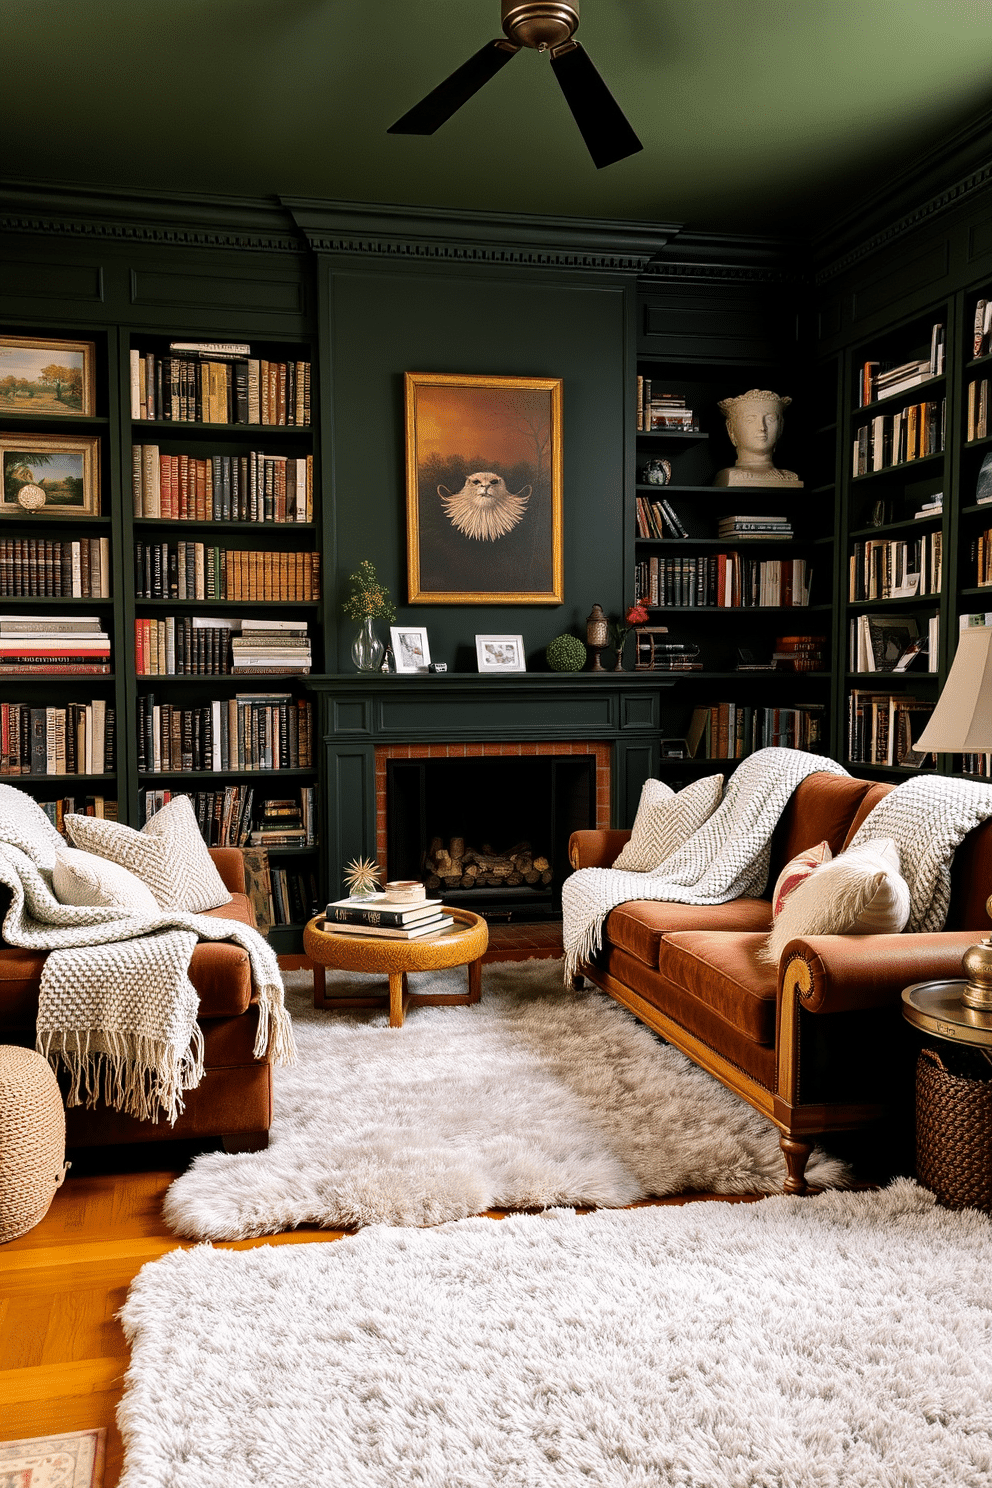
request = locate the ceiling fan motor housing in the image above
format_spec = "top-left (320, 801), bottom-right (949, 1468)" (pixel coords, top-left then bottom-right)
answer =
top-left (500, 0), bottom-right (579, 52)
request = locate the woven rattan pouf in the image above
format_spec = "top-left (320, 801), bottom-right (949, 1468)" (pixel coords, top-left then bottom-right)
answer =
top-left (0, 1045), bottom-right (68, 1244)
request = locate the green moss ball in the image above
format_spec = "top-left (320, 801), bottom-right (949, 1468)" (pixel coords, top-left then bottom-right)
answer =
top-left (546, 633), bottom-right (587, 672)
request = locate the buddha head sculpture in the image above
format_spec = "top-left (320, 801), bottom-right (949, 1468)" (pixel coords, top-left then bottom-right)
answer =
top-left (713, 389), bottom-right (802, 487)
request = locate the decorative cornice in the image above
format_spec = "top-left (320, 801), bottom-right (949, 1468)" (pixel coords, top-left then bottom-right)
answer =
top-left (642, 261), bottom-right (803, 287)
top-left (0, 179), bottom-right (304, 254)
top-left (282, 197), bottom-right (680, 275)
top-left (640, 228), bottom-right (807, 287)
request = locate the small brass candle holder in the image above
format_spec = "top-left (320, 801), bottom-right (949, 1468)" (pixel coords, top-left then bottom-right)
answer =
top-left (962, 933), bottom-right (992, 1012)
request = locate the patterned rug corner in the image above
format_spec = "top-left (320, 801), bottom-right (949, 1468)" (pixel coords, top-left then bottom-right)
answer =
top-left (0, 1429), bottom-right (105, 1488)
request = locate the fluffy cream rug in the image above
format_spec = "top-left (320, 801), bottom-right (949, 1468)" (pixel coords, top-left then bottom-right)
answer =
top-left (119, 1183), bottom-right (992, 1488)
top-left (164, 960), bottom-right (848, 1240)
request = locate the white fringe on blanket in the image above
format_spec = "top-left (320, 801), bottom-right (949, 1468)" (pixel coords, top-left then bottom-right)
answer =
top-left (562, 748), bottom-right (849, 981)
top-left (0, 785), bottom-right (295, 1125)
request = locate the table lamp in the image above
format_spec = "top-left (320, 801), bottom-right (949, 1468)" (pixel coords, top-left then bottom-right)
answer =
top-left (915, 625), bottom-right (992, 1010)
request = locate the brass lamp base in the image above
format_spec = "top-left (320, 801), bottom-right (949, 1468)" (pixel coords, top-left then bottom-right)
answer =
top-left (962, 937), bottom-right (992, 1011)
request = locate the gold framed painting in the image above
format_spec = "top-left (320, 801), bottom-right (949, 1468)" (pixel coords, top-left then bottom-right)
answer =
top-left (0, 336), bottom-right (96, 416)
top-left (0, 434), bottom-right (101, 517)
top-left (405, 372), bottom-right (563, 604)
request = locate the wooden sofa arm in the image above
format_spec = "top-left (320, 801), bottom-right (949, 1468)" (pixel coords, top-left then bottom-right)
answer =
top-left (569, 829), bottom-right (632, 871)
top-left (209, 847), bottom-right (247, 895)
top-left (780, 931), bottom-right (978, 1016)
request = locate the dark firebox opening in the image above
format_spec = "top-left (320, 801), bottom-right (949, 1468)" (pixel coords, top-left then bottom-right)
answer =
top-left (386, 756), bottom-right (597, 922)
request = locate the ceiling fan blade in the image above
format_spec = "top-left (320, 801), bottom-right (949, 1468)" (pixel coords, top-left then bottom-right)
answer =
top-left (549, 41), bottom-right (642, 169)
top-left (388, 40), bottom-right (519, 135)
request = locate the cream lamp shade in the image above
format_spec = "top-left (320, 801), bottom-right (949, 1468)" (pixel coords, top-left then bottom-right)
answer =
top-left (915, 626), bottom-right (992, 753)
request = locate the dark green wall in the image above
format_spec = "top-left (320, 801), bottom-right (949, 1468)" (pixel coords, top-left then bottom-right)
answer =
top-left (324, 265), bottom-right (631, 673)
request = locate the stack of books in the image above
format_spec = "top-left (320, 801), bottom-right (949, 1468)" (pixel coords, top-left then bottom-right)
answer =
top-left (132, 447), bottom-right (312, 522)
top-left (129, 343), bottom-right (311, 425)
top-left (634, 636), bottom-right (700, 672)
top-left (231, 619), bottom-right (311, 675)
top-left (858, 327), bottom-right (944, 407)
top-left (324, 895), bottom-right (454, 940)
top-left (249, 795), bottom-right (309, 847)
top-left (635, 381), bottom-right (697, 432)
top-left (772, 636), bottom-right (828, 673)
top-left (915, 494), bottom-right (943, 519)
top-left (716, 515), bottom-right (793, 540)
top-left (0, 615), bottom-right (111, 674)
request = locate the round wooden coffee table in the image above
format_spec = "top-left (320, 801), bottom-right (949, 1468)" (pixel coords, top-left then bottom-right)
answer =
top-left (303, 908), bottom-right (489, 1027)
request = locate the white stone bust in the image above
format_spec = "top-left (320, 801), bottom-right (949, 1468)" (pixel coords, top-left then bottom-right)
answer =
top-left (713, 389), bottom-right (802, 487)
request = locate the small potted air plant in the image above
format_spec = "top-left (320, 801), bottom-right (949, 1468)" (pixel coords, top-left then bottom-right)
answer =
top-left (612, 601), bottom-right (650, 671)
top-left (343, 856), bottom-right (382, 901)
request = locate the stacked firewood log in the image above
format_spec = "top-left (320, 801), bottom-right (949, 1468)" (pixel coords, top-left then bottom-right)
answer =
top-left (423, 837), bottom-right (553, 893)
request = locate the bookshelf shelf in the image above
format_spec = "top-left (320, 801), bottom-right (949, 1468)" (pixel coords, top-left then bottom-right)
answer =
top-left (844, 671), bottom-right (937, 682)
top-left (849, 515), bottom-right (942, 538)
top-left (636, 430), bottom-right (709, 442)
top-left (131, 421), bottom-right (311, 438)
top-left (633, 536), bottom-right (819, 548)
top-left (134, 519), bottom-right (317, 533)
top-left (0, 414), bottom-right (110, 430)
top-left (851, 451), bottom-right (944, 484)
top-left (845, 594), bottom-right (940, 609)
top-left (136, 599), bottom-right (319, 610)
top-left (137, 767), bottom-right (315, 781)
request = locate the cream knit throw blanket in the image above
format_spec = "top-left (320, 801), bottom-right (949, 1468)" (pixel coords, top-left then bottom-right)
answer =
top-left (562, 748), bottom-right (849, 981)
top-left (0, 786), bottom-right (295, 1125)
top-left (848, 773), bottom-right (992, 931)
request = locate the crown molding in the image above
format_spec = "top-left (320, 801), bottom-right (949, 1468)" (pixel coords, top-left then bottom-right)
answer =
top-left (639, 229), bottom-right (808, 287)
top-left (281, 197), bottom-right (681, 274)
top-left (0, 178), bottom-right (304, 254)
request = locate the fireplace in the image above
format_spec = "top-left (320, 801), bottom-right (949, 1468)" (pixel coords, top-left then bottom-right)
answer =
top-left (377, 742), bottom-right (610, 921)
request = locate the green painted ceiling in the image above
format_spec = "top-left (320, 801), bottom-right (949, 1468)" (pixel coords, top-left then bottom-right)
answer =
top-left (4, 0), bottom-right (992, 232)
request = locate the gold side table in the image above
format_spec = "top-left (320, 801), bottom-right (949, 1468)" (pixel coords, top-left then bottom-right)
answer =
top-left (303, 908), bottom-right (489, 1027)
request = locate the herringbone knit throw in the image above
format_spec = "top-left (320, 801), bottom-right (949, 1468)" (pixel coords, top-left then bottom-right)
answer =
top-left (0, 785), bottom-right (295, 1124)
top-left (562, 748), bottom-right (849, 981)
top-left (848, 773), bottom-right (992, 931)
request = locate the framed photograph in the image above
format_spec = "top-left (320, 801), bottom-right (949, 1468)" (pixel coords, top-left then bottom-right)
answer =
top-left (390, 625), bottom-right (432, 674)
top-left (0, 336), bottom-right (95, 416)
top-left (475, 634), bottom-right (526, 673)
top-left (405, 371), bottom-right (563, 605)
top-left (0, 434), bottom-right (100, 517)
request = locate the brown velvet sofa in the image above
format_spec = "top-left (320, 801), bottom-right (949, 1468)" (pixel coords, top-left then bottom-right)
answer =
top-left (569, 771), bottom-right (992, 1193)
top-left (0, 848), bottom-right (272, 1152)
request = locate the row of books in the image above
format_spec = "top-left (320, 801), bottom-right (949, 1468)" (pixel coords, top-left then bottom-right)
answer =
top-left (0, 615), bottom-right (111, 675)
top-left (136, 693), bottom-right (313, 774)
top-left (973, 300), bottom-right (992, 360)
top-left (966, 379), bottom-right (990, 442)
top-left (848, 534), bottom-right (941, 601)
top-left (635, 383), bottom-right (697, 432)
top-left (134, 618), bottom-right (311, 676)
top-left (635, 495), bottom-right (686, 539)
top-left (846, 690), bottom-right (934, 768)
top-left (0, 701), bottom-right (114, 776)
top-left (132, 449), bottom-right (313, 524)
top-left (325, 895), bottom-right (454, 941)
top-left (852, 401), bottom-right (945, 475)
top-left (129, 344), bottom-right (311, 425)
top-left (0, 538), bottom-right (111, 598)
top-left (685, 703), bottom-right (826, 760)
top-left (634, 554), bottom-right (812, 609)
top-left (857, 325), bottom-right (944, 406)
top-left (239, 850), bottom-right (320, 932)
top-left (134, 543), bottom-right (319, 601)
top-left (39, 797), bottom-right (117, 836)
top-left (140, 785), bottom-right (316, 850)
top-left (848, 615), bottom-right (937, 674)
top-left (971, 530), bottom-right (992, 588)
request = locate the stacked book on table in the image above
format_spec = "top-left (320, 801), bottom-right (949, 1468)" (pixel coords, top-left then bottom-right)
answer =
top-left (0, 615), bottom-right (111, 674)
top-left (324, 895), bottom-right (454, 940)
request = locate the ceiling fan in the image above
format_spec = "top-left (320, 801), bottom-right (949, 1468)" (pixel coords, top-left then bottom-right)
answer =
top-left (387, 1), bottom-right (642, 170)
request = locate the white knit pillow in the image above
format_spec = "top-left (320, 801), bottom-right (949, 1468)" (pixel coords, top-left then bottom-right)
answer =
top-left (65, 795), bottom-right (231, 913)
top-left (761, 837), bottom-right (911, 966)
top-left (612, 774), bottom-right (725, 873)
top-left (52, 847), bottom-right (160, 916)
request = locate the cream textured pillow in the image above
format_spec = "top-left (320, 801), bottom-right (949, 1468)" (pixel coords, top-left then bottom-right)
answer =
top-left (52, 847), bottom-right (160, 916)
top-left (65, 796), bottom-right (231, 913)
top-left (612, 774), bottom-right (725, 873)
top-left (770, 841), bottom-right (832, 920)
top-left (761, 837), bottom-right (911, 966)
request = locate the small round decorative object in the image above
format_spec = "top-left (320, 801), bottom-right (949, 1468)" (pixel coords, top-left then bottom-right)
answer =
top-left (383, 880), bottom-right (427, 904)
top-left (545, 633), bottom-right (587, 672)
top-left (0, 1045), bottom-right (68, 1244)
top-left (641, 458), bottom-right (671, 486)
top-left (962, 939), bottom-right (992, 1011)
top-left (16, 483), bottom-right (46, 510)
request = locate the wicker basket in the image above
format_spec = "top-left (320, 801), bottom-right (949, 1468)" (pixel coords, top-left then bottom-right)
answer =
top-left (0, 1045), bottom-right (68, 1244)
top-left (916, 1045), bottom-right (992, 1214)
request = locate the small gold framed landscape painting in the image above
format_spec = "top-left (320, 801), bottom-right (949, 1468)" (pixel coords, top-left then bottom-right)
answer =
top-left (405, 372), bottom-right (563, 605)
top-left (0, 336), bottom-right (96, 416)
top-left (0, 435), bottom-right (101, 517)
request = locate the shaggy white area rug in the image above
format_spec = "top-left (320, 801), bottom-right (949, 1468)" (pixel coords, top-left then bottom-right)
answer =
top-left (164, 960), bottom-right (848, 1240)
top-left (119, 1182), bottom-right (992, 1488)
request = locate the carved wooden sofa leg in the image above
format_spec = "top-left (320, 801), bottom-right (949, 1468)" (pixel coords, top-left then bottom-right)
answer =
top-left (222, 1131), bottom-right (269, 1154)
top-left (779, 1134), bottom-right (815, 1195)
top-left (571, 975), bottom-right (586, 990)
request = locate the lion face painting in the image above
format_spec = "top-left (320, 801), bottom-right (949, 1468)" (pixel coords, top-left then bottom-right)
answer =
top-left (437, 471), bottom-right (533, 542)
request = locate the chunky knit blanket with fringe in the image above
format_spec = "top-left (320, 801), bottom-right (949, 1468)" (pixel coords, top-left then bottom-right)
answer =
top-left (562, 748), bottom-right (849, 981)
top-left (848, 772), bottom-right (992, 931)
top-left (0, 785), bottom-right (295, 1125)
